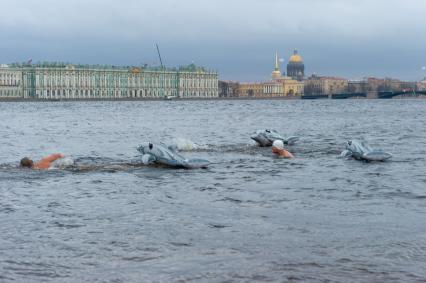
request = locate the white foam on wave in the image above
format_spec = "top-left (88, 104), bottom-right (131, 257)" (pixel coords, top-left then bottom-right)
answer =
top-left (50, 157), bottom-right (75, 169)
top-left (172, 137), bottom-right (208, 151)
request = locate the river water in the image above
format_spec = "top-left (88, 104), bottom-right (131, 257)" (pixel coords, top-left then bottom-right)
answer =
top-left (0, 100), bottom-right (425, 282)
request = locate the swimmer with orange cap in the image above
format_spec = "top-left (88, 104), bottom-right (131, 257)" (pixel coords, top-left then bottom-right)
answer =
top-left (20, 153), bottom-right (65, 170)
top-left (272, 140), bottom-right (294, 158)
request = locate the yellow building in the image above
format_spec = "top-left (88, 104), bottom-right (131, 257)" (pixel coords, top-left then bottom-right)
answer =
top-left (262, 78), bottom-right (303, 96)
top-left (276, 77), bottom-right (304, 96)
top-left (263, 81), bottom-right (283, 97)
top-left (417, 79), bottom-right (426, 91)
top-left (304, 75), bottom-right (348, 95)
top-left (237, 82), bottom-right (264, 97)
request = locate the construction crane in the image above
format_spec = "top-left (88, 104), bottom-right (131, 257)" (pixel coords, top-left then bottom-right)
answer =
top-left (156, 43), bottom-right (164, 69)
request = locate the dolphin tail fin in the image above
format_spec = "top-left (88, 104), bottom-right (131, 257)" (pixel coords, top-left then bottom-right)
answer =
top-left (168, 144), bottom-right (178, 152)
top-left (284, 136), bottom-right (299, 145)
top-left (362, 150), bottom-right (393, 161)
top-left (182, 158), bottom-right (210, 169)
top-left (340, 150), bottom-right (352, 158)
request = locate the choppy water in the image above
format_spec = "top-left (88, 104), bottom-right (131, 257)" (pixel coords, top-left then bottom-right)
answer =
top-left (1, 100), bottom-right (426, 282)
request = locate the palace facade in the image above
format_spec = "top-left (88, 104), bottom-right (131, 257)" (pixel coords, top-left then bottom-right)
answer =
top-left (0, 63), bottom-right (218, 99)
top-left (0, 66), bottom-right (22, 98)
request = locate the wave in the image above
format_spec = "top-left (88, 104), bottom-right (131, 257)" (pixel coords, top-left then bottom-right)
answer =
top-left (172, 137), bottom-right (209, 151)
top-left (50, 157), bottom-right (75, 169)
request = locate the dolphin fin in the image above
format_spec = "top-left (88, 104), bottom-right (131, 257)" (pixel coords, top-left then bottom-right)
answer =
top-left (142, 154), bottom-right (156, 165)
top-left (340, 150), bottom-right (352, 158)
top-left (182, 158), bottom-right (210, 169)
top-left (284, 136), bottom-right (299, 145)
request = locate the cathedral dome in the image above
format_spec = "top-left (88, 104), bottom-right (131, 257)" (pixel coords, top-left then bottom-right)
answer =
top-left (289, 49), bottom-right (303, 63)
top-left (287, 49), bottom-right (305, 81)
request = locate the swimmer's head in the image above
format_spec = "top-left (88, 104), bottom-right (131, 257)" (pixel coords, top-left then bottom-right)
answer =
top-left (20, 157), bottom-right (34, 168)
top-left (272, 140), bottom-right (284, 150)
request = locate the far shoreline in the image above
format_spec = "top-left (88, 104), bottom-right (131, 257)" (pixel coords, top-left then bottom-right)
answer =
top-left (0, 96), bottom-right (302, 103)
top-left (0, 96), bottom-right (424, 103)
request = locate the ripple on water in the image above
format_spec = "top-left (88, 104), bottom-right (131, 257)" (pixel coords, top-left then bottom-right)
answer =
top-left (2, 260), bottom-right (72, 280)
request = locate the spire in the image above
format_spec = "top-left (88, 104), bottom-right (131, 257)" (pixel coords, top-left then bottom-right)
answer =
top-left (275, 51), bottom-right (279, 71)
top-left (272, 51), bottom-right (282, 80)
top-left (294, 49), bottom-right (298, 55)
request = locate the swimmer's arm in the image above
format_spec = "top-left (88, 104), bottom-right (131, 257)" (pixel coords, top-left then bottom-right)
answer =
top-left (284, 150), bottom-right (294, 158)
top-left (33, 153), bottom-right (64, 169)
top-left (42, 153), bottom-right (65, 163)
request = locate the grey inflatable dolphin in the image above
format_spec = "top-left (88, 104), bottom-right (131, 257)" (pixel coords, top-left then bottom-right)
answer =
top-left (251, 129), bottom-right (299, 147)
top-left (341, 140), bottom-right (392, 162)
top-left (137, 142), bottom-right (210, 169)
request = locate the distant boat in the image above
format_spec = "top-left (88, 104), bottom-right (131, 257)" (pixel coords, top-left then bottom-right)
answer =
top-left (165, 95), bottom-right (178, 100)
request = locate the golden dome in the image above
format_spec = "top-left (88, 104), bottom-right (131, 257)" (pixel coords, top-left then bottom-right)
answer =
top-left (289, 49), bottom-right (303, 63)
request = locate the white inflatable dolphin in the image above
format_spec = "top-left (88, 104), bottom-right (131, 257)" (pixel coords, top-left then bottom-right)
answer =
top-left (137, 143), bottom-right (210, 169)
top-left (251, 129), bottom-right (299, 147)
top-left (341, 140), bottom-right (392, 162)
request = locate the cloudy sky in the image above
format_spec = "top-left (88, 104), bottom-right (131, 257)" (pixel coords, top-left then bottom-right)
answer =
top-left (0, 0), bottom-right (425, 81)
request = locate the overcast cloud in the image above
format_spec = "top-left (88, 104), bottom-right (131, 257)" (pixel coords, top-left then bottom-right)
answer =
top-left (0, 0), bottom-right (425, 80)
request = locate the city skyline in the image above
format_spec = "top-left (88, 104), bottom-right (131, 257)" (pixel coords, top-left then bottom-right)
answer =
top-left (1, 0), bottom-right (426, 81)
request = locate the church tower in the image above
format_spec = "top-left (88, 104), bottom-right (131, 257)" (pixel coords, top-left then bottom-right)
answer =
top-left (271, 51), bottom-right (282, 80)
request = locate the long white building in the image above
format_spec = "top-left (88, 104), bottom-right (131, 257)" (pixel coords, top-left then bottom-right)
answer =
top-left (0, 63), bottom-right (218, 99)
top-left (0, 65), bottom-right (22, 98)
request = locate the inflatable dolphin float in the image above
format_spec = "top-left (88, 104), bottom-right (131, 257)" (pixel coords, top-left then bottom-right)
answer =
top-left (251, 129), bottom-right (299, 147)
top-left (137, 142), bottom-right (210, 169)
top-left (341, 140), bottom-right (392, 162)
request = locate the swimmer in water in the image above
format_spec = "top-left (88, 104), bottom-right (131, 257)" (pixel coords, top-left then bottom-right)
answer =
top-left (272, 140), bottom-right (294, 158)
top-left (20, 153), bottom-right (65, 170)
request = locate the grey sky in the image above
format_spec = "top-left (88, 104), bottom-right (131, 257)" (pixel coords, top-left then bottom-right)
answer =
top-left (1, 0), bottom-right (425, 80)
